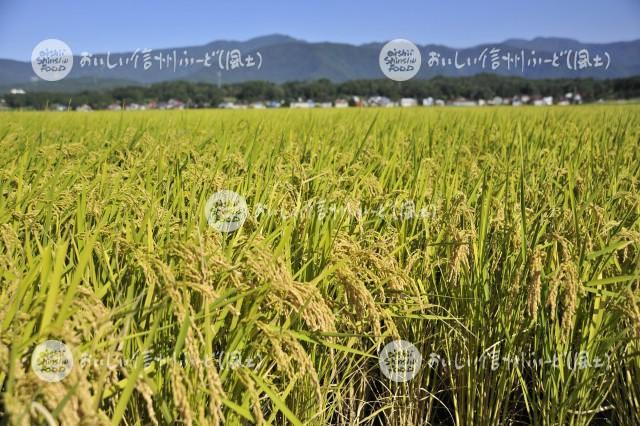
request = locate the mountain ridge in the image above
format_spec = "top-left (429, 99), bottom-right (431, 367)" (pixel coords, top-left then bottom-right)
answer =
top-left (2, 34), bottom-right (639, 92)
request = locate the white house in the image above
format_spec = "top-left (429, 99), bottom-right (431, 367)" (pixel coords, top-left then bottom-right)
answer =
top-left (334, 99), bottom-right (349, 108)
top-left (400, 98), bottom-right (417, 107)
top-left (368, 96), bottom-right (392, 107)
top-left (290, 101), bottom-right (313, 109)
top-left (451, 98), bottom-right (476, 107)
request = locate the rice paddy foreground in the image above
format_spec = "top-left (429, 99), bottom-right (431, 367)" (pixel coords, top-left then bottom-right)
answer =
top-left (1, 106), bottom-right (639, 425)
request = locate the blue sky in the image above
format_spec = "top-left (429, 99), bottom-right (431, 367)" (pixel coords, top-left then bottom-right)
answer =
top-left (1, 0), bottom-right (639, 60)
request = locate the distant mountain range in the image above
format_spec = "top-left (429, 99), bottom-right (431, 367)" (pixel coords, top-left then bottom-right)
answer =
top-left (2, 34), bottom-right (639, 93)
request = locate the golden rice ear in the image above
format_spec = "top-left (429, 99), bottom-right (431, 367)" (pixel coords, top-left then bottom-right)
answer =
top-left (546, 271), bottom-right (561, 323)
top-left (560, 260), bottom-right (580, 342)
top-left (526, 247), bottom-right (545, 321)
top-left (234, 368), bottom-right (265, 426)
top-left (448, 229), bottom-right (472, 284)
top-left (237, 238), bottom-right (336, 333)
top-left (625, 288), bottom-right (640, 340)
top-left (135, 379), bottom-right (159, 426)
top-left (170, 362), bottom-right (194, 426)
top-left (257, 323), bottom-right (323, 404)
top-left (336, 266), bottom-right (383, 337)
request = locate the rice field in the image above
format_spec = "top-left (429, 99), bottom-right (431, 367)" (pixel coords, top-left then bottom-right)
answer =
top-left (0, 105), bottom-right (639, 425)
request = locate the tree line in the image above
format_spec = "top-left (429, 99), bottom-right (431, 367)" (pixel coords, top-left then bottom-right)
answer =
top-left (3, 74), bottom-right (640, 109)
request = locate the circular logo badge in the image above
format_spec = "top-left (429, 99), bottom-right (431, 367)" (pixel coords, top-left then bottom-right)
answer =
top-left (205, 190), bottom-right (249, 233)
top-left (31, 340), bottom-right (74, 382)
top-left (31, 39), bottom-right (74, 82)
top-left (379, 339), bottom-right (422, 382)
top-left (379, 39), bottom-right (421, 82)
